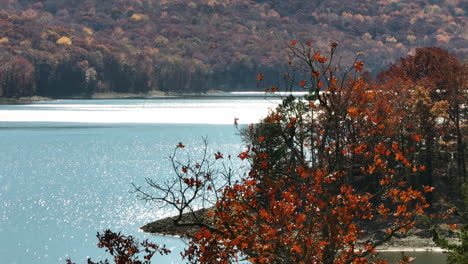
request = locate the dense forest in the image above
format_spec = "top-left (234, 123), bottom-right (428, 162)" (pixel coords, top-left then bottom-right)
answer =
top-left (0, 0), bottom-right (466, 97)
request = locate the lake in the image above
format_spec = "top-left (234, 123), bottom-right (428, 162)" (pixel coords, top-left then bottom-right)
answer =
top-left (0, 94), bottom-right (446, 264)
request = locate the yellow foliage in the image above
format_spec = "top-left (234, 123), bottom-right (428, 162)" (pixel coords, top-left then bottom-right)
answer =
top-left (188, 2), bottom-right (197, 8)
top-left (56, 36), bottom-right (72, 45)
top-left (354, 14), bottom-right (365, 22)
top-left (431, 101), bottom-right (449, 119)
top-left (83, 27), bottom-right (94, 35)
top-left (362, 32), bottom-right (372, 40)
top-left (406, 35), bottom-right (416, 43)
top-left (20, 40), bottom-right (32, 47)
top-left (386, 36), bottom-right (397, 43)
top-left (130, 13), bottom-right (149, 22)
top-left (85, 37), bottom-right (94, 45)
top-left (207, 0), bottom-right (218, 6)
top-left (154, 36), bottom-right (169, 47)
top-left (0, 37), bottom-right (9, 44)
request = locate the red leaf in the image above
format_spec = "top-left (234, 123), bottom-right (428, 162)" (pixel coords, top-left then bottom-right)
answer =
top-left (299, 80), bottom-right (306, 87)
top-left (354, 61), bottom-right (364, 72)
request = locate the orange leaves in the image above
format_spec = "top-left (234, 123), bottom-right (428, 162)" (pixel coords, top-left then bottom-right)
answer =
top-left (411, 134), bottom-right (422, 142)
top-left (179, 44), bottom-right (442, 264)
top-left (265, 111), bottom-right (282, 123)
top-left (195, 227), bottom-right (212, 240)
top-left (296, 213), bottom-right (307, 224)
top-left (312, 71), bottom-right (320, 79)
top-left (207, 211), bottom-right (214, 218)
top-left (394, 152), bottom-right (404, 161)
top-left (296, 166), bottom-right (309, 179)
top-left (259, 208), bottom-right (269, 219)
top-left (317, 240), bottom-right (329, 249)
top-left (423, 185), bottom-right (435, 192)
top-left (299, 80), bottom-right (307, 87)
top-left (313, 53), bottom-right (327, 63)
top-left (374, 143), bottom-right (391, 156)
top-left (291, 245), bottom-right (302, 254)
top-left (347, 107), bottom-right (360, 117)
top-left (354, 61), bottom-right (364, 72)
top-left (286, 117), bottom-right (297, 128)
top-left (378, 204), bottom-right (390, 215)
top-left (395, 205), bottom-right (407, 216)
top-left (352, 143), bottom-right (368, 155)
top-left (256, 74), bottom-right (263, 81)
top-left (271, 86), bottom-right (278, 93)
top-left (313, 52), bottom-right (320, 61)
top-left (318, 57), bottom-right (327, 63)
top-left (245, 179), bottom-right (256, 187)
top-left (177, 142), bottom-right (185, 148)
top-left (449, 224), bottom-right (457, 230)
top-left (238, 151), bottom-right (249, 160)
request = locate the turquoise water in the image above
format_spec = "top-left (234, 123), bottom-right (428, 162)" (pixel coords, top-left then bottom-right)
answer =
top-left (0, 121), bottom-right (244, 264)
top-left (0, 97), bottom-right (446, 264)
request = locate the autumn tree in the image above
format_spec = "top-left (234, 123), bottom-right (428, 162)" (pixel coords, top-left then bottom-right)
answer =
top-left (378, 47), bottom-right (467, 194)
top-left (0, 57), bottom-right (35, 97)
top-left (134, 42), bottom-right (432, 264)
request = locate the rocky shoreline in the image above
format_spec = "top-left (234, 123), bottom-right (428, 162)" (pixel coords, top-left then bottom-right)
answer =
top-left (141, 208), bottom-right (461, 252)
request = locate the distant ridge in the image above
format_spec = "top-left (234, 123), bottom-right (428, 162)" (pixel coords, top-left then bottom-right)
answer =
top-left (0, 0), bottom-right (466, 97)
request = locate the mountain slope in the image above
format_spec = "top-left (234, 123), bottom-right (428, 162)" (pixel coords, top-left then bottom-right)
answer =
top-left (0, 0), bottom-right (466, 97)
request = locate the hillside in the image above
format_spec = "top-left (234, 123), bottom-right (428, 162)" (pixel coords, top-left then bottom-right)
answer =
top-left (0, 0), bottom-right (466, 97)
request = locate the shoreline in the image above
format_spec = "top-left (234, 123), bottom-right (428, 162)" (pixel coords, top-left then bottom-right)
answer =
top-left (0, 90), bottom-right (231, 104)
top-left (144, 231), bottom-right (447, 253)
top-left (141, 208), bottom-right (460, 253)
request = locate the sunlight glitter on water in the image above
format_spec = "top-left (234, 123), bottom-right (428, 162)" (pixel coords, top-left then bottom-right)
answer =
top-left (0, 98), bottom-right (281, 124)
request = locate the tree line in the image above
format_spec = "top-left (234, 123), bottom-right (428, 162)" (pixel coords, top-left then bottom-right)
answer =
top-left (0, 0), bottom-right (466, 97)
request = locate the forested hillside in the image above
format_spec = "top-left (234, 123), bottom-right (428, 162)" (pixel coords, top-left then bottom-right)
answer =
top-left (0, 0), bottom-right (466, 97)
